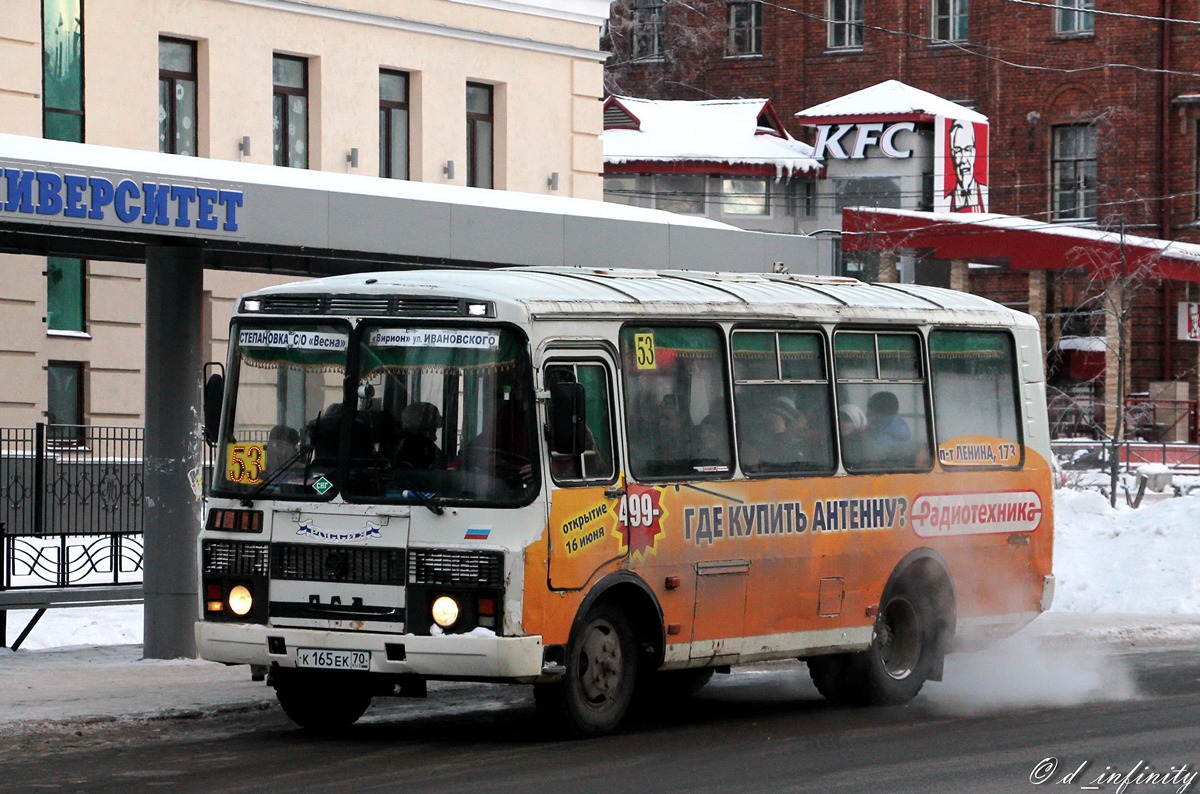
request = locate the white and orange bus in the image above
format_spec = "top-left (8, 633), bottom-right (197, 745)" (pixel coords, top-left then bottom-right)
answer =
top-left (197, 267), bottom-right (1054, 735)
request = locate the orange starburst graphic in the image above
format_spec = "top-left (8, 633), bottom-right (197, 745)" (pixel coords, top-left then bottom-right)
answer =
top-left (617, 483), bottom-right (665, 559)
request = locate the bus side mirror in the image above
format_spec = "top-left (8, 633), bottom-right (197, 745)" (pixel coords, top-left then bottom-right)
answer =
top-left (203, 371), bottom-right (224, 447)
top-left (549, 382), bottom-right (587, 455)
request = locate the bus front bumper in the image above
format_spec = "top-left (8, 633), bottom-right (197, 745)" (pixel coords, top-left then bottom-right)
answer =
top-left (195, 621), bottom-right (545, 681)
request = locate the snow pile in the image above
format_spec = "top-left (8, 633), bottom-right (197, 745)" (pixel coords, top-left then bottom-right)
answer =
top-left (1052, 488), bottom-right (1200, 614)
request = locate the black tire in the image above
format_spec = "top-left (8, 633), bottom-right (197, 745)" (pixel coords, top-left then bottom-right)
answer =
top-left (808, 584), bottom-right (941, 707)
top-left (273, 670), bottom-right (373, 731)
top-left (535, 606), bottom-right (638, 737)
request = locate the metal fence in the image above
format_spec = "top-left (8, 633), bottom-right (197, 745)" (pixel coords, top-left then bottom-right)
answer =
top-left (1, 424), bottom-right (144, 590)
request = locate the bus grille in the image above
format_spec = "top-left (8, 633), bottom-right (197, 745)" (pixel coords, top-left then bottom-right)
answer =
top-left (203, 540), bottom-right (270, 577)
top-left (271, 543), bottom-right (404, 585)
top-left (249, 294), bottom-right (471, 317)
top-left (408, 549), bottom-right (504, 588)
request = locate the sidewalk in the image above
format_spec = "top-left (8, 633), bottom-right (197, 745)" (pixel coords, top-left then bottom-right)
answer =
top-left (3, 612), bottom-right (1200, 730)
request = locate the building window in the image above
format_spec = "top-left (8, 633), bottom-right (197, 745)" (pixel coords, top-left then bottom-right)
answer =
top-left (159, 37), bottom-right (197, 156)
top-left (728, 1), bottom-right (762, 56)
top-left (631, 0), bottom-right (665, 60)
top-left (656, 174), bottom-right (705, 214)
top-left (47, 257), bottom-right (85, 332)
top-left (833, 238), bottom-right (880, 282)
top-left (43, 0), bottom-right (84, 142)
top-left (828, 0), bottom-right (864, 49)
top-left (785, 179), bottom-right (816, 217)
top-left (932, 0), bottom-right (968, 42)
top-left (604, 175), bottom-right (647, 207)
top-left (379, 70), bottom-right (409, 180)
top-left (47, 361), bottom-right (84, 442)
top-left (834, 177), bottom-right (902, 212)
top-left (273, 54), bottom-right (308, 168)
top-left (722, 177), bottom-right (769, 215)
top-left (1056, 0), bottom-right (1093, 34)
top-left (466, 82), bottom-right (494, 189)
top-left (1052, 124), bottom-right (1097, 221)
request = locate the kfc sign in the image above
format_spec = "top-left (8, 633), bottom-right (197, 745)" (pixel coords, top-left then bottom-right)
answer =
top-left (1178, 302), bottom-right (1200, 341)
top-left (812, 122), bottom-right (916, 160)
top-left (934, 116), bottom-right (990, 213)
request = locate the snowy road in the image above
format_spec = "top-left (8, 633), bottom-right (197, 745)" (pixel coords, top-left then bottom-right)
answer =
top-left (0, 639), bottom-right (1197, 793)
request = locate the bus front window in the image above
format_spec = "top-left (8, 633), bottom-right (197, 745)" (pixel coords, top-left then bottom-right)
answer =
top-left (215, 323), bottom-right (351, 500)
top-left (348, 325), bottom-right (538, 506)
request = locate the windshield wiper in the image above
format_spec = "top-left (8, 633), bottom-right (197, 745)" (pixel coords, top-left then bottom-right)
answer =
top-left (403, 488), bottom-right (445, 516)
top-left (240, 444), bottom-right (311, 507)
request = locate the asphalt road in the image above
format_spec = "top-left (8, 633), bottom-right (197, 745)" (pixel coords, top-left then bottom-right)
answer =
top-left (2, 643), bottom-right (1197, 794)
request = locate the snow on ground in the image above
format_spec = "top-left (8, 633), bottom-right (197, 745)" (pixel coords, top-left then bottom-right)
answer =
top-left (4, 487), bottom-right (1199, 652)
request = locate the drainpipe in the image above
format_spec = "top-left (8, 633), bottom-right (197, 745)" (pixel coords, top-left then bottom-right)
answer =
top-left (1161, 0), bottom-right (1174, 381)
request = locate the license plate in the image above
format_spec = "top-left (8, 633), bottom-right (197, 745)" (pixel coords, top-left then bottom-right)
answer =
top-left (295, 648), bottom-right (371, 671)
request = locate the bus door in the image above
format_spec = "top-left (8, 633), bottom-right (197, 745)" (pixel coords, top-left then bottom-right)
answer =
top-left (542, 354), bottom-right (624, 591)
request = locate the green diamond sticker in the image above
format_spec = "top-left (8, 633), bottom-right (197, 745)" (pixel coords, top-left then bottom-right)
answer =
top-left (312, 476), bottom-right (333, 495)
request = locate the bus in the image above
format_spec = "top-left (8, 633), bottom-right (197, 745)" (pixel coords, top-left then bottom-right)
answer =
top-left (197, 266), bottom-right (1054, 735)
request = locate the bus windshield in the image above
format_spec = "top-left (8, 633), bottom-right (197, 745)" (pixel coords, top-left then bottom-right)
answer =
top-left (214, 321), bottom-right (537, 506)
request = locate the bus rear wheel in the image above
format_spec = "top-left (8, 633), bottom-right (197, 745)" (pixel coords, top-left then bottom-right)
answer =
top-left (272, 670), bottom-right (373, 731)
top-left (808, 584), bottom-right (939, 707)
top-left (535, 605), bottom-right (638, 737)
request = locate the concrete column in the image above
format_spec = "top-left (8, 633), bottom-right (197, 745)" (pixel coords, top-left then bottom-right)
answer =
top-left (949, 259), bottom-right (969, 292)
top-left (877, 250), bottom-right (898, 283)
top-left (143, 248), bottom-right (204, 659)
top-left (1027, 270), bottom-right (1048, 355)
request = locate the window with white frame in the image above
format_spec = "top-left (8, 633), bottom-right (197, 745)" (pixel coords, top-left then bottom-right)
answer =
top-left (1056, 0), bottom-right (1093, 34)
top-left (631, 0), bottom-right (665, 59)
top-left (1051, 124), bottom-right (1097, 221)
top-left (655, 174), bottom-right (705, 214)
top-left (728, 1), bottom-right (762, 56)
top-left (932, 0), bottom-right (968, 42)
top-left (722, 177), bottom-right (769, 215)
top-left (828, 0), bottom-right (864, 49)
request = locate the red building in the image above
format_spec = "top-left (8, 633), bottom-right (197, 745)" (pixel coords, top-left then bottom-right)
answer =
top-left (605, 0), bottom-right (1200, 440)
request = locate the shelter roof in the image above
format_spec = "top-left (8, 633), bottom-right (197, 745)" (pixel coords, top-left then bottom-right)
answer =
top-left (795, 80), bottom-right (987, 125)
top-left (841, 207), bottom-right (1200, 282)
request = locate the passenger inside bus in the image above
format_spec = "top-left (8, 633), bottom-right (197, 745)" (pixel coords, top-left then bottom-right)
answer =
top-left (864, 390), bottom-right (911, 465)
top-left (393, 402), bottom-right (443, 469)
top-left (266, 424), bottom-right (300, 470)
top-left (838, 404), bottom-right (868, 468)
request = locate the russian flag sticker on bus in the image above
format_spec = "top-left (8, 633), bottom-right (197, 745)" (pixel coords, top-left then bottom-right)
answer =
top-left (464, 527), bottom-right (491, 540)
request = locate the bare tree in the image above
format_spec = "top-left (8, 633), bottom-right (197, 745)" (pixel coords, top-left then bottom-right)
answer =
top-left (603, 0), bottom-right (728, 99)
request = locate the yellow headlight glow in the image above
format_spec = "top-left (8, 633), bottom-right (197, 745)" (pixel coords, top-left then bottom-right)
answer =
top-left (228, 584), bottom-right (254, 617)
top-left (431, 595), bottom-right (460, 628)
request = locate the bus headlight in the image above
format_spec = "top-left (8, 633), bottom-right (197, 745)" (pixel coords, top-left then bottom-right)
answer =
top-left (431, 595), bottom-right (460, 628)
top-left (228, 584), bottom-right (254, 617)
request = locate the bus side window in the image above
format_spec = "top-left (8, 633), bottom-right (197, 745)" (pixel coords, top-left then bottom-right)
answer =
top-left (732, 330), bottom-right (834, 475)
top-left (620, 325), bottom-right (732, 480)
top-left (834, 331), bottom-right (931, 473)
top-left (545, 363), bottom-right (616, 484)
top-left (929, 329), bottom-right (1023, 468)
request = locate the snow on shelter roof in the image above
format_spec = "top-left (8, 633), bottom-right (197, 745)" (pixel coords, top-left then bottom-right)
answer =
top-left (250, 265), bottom-right (1033, 326)
top-left (795, 80), bottom-right (988, 124)
top-left (602, 96), bottom-right (821, 177)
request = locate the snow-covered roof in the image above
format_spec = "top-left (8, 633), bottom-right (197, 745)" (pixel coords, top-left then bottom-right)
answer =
top-left (1055, 336), bottom-right (1107, 353)
top-left (601, 96), bottom-right (821, 177)
top-left (795, 80), bottom-right (987, 124)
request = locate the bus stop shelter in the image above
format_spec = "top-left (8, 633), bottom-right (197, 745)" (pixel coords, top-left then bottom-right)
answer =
top-left (0, 132), bottom-right (820, 657)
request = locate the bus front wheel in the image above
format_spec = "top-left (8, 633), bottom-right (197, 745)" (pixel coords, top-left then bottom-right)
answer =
top-left (808, 584), bottom-right (940, 707)
top-left (272, 670), bottom-right (373, 731)
top-left (535, 605), bottom-right (638, 737)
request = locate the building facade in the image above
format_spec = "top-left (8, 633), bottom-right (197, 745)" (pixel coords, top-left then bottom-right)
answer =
top-left (0, 0), bottom-right (609, 428)
top-left (604, 0), bottom-right (1200, 436)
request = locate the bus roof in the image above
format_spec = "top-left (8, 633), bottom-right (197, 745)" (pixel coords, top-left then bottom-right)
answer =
top-left (243, 267), bottom-right (1036, 328)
